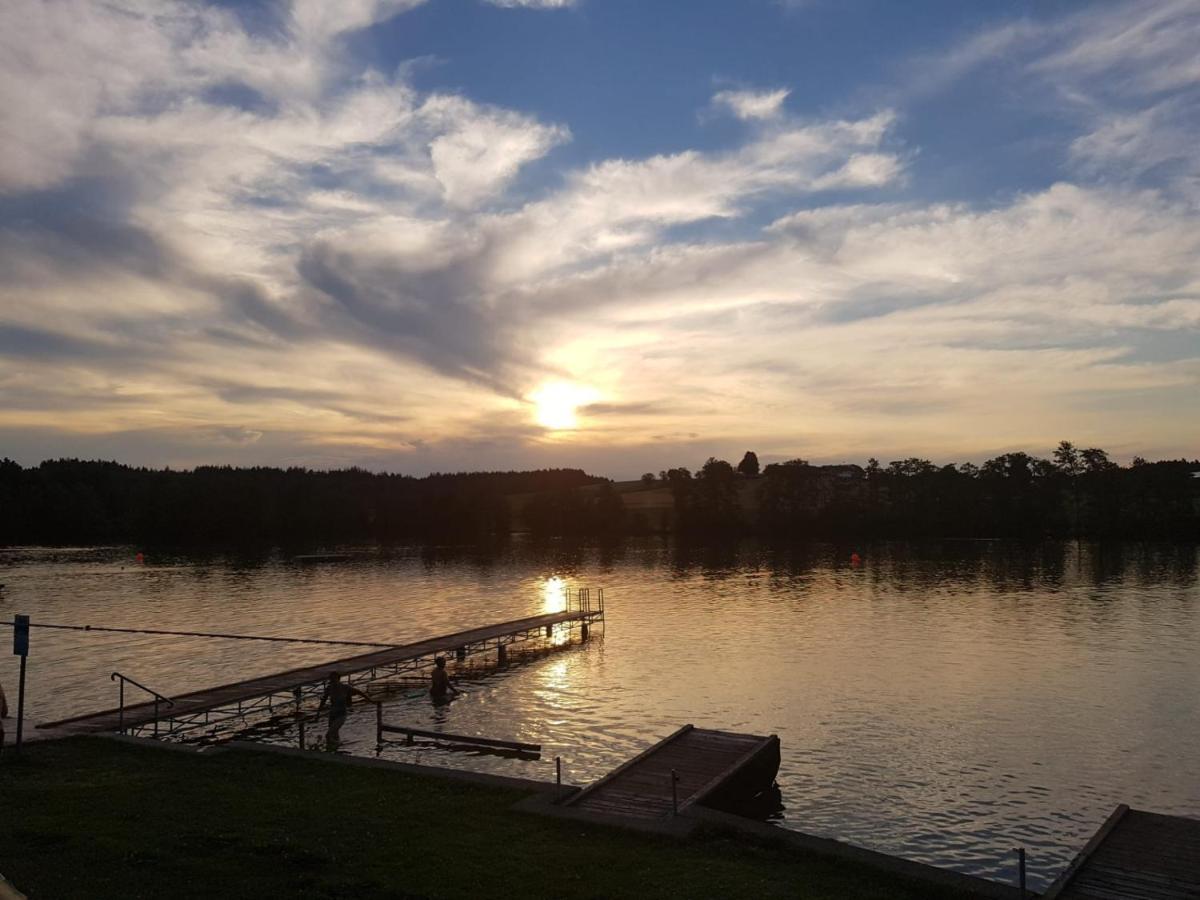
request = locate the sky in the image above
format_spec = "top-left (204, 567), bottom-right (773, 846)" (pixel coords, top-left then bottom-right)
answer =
top-left (1, 0), bottom-right (1198, 477)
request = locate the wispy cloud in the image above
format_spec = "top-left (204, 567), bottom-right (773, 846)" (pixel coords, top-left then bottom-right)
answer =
top-left (712, 88), bottom-right (790, 121)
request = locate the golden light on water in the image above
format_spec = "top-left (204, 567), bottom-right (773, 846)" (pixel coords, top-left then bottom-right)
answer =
top-left (529, 381), bottom-right (598, 431)
top-left (541, 576), bottom-right (568, 613)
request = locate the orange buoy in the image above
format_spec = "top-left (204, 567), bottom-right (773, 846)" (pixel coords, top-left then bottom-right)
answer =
top-left (850, 552), bottom-right (862, 566)
top-left (135, 552), bottom-right (145, 564)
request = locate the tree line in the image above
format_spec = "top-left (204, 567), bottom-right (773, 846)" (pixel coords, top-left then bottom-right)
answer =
top-left (2, 442), bottom-right (1197, 546)
top-left (0, 459), bottom-right (602, 545)
top-left (648, 443), bottom-right (1199, 540)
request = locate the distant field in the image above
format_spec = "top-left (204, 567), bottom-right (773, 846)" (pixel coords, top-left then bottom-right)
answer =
top-left (506, 478), bottom-right (763, 532)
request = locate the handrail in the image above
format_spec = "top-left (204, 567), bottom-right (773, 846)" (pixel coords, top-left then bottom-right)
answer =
top-left (111, 671), bottom-right (175, 736)
top-left (111, 671), bottom-right (175, 705)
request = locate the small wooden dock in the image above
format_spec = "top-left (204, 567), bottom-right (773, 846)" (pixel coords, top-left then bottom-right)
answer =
top-left (565, 724), bottom-right (780, 820)
top-left (38, 605), bottom-right (602, 739)
top-left (1043, 804), bottom-right (1200, 900)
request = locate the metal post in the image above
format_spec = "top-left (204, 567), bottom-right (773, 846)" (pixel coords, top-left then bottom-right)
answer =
top-left (153, 698), bottom-right (160, 737)
top-left (1014, 847), bottom-right (1026, 898)
top-left (117, 677), bottom-right (125, 734)
top-left (376, 702), bottom-right (383, 744)
top-left (671, 769), bottom-right (680, 815)
top-left (556, 756), bottom-right (562, 785)
top-left (298, 718), bottom-right (305, 750)
top-left (15, 653), bottom-right (27, 752)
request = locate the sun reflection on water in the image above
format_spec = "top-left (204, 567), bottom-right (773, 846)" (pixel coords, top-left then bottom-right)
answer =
top-left (541, 576), bottom-right (568, 613)
top-left (540, 576), bottom-right (573, 645)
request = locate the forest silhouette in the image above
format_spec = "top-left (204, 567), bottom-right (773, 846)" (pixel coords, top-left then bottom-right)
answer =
top-left (1, 442), bottom-right (1197, 546)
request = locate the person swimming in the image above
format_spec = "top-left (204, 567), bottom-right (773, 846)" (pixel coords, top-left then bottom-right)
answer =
top-left (430, 656), bottom-right (460, 703)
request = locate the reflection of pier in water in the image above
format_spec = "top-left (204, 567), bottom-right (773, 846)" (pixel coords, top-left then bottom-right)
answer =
top-left (38, 591), bottom-right (604, 741)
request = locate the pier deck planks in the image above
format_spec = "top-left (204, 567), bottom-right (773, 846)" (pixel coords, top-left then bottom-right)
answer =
top-left (1044, 806), bottom-right (1200, 900)
top-left (38, 609), bottom-right (599, 734)
top-left (566, 724), bottom-right (779, 820)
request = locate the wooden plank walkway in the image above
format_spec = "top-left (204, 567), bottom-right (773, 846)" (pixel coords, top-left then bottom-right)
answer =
top-left (1044, 805), bottom-right (1200, 900)
top-left (566, 724), bottom-right (780, 820)
top-left (38, 609), bottom-right (598, 735)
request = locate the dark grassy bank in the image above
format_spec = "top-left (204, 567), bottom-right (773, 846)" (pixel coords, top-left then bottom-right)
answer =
top-left (0, 738), bottom-right (983, 899)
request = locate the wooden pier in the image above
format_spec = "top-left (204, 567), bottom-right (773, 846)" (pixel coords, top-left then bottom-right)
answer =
top-left (1043, 804), bottom-right (1200, 900)
top-left (565, 724), bottom-right (780, 820)
top-left (38, 604), bottom-right (603, 739)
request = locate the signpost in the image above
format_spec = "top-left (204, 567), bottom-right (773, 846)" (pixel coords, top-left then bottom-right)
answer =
top-left (13, 614), bottom-right (29, 752)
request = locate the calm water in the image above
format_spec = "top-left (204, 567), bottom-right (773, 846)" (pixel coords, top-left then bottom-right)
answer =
top-left (2, 540), bottom-right (1198, 889)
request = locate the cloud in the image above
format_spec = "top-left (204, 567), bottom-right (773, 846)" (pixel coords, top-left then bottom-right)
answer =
top-left (423, 96), bottom-right (570, 207)
top-left (0, 0), bottom-right (1197, 474)
top-left (482, 0), bottom-right (577, 7)
top-left (911, 1), bottom-right (1200, 194)
top-left (490, 110), bottom-right (901, 282)
top-left (712, 88), bottom-right (790, 121)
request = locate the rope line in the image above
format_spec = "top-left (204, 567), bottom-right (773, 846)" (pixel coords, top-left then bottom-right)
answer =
top-left (0, 619), bottom-right (397, 648)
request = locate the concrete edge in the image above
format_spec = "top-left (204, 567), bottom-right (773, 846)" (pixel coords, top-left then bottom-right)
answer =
top-left (682, 806), bottom-right (1030, 900)
top-left (94, 733), bottom-right (221, 755)
top-left (221, 740), bottom-right (568, 794)
top-left (511, 790), bottom-right (700, 838)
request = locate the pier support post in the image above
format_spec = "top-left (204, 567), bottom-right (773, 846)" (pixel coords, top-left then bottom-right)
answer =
top-left (456, 646), bottom-right (466, 662)
top-left (544, 625), bottom-right (552, 637)
top-left (581, 623), bottom-right (589, 641)
top-left (497, 643), bottom-right (507, 666)
top-left (1014, 847), bottom-right (1026, 898)
top-left (556, 756), bottom-right (562, 785)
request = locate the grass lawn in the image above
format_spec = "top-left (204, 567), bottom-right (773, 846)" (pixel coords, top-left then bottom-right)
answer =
top-left (1, 738), bottom-right (978, 899)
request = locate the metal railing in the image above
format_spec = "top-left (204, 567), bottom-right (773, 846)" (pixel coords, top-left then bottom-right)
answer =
top-left (566, 587), bottom-right (605, 614)
top-left (111, 671), bottom-right (175, 736)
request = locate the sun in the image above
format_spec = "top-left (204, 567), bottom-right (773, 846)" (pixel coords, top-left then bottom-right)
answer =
top-left (529, 381), bottom-right (598, 431)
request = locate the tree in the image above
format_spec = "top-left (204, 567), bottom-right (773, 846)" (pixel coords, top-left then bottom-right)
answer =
top-left (887, 458), bottom-right (937, 477)
top-left (1081, 448), bottom-right (1117, 473)
top-left (699, 458), bottom-right (735, 480)
top-left (1053, 440), bottom-right (1083, 476)
top-left (737, 451), bottom-right (760, 477)
top-left (640, 472), bottom-right (657, 485)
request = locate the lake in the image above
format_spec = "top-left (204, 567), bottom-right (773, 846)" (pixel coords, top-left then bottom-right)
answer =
top-left (1, 539), bottom-right (1197, 890)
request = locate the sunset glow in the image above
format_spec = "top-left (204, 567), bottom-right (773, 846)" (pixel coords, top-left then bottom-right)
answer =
top-left (530, 382), bottom-right (598, 432)
top-left (0, 1), bottom-right (1197, 475)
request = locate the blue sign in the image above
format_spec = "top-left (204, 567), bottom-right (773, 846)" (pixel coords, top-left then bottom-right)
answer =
top-left (13, 614), bottom-right (29, 656)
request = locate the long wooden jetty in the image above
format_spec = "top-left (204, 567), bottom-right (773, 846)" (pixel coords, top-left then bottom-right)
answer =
top-left (1042, 804), bottom-right (1200, 899)
top-left (39, 604), bottom-right (603, 739)
top-left (565, 724), bottom-right (780, 819)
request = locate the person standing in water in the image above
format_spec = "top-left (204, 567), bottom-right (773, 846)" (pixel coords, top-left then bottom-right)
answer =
top-left (318, 672), bottom-right (371, 750)
top-left (0, 680), bottom-right (8, 752)
top-left (430, 657), bottom-right (461, 704)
